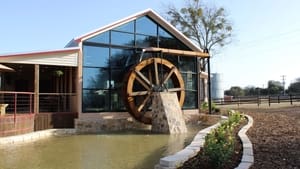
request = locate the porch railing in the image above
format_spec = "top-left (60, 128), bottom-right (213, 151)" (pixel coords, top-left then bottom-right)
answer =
top-left (0, 91), bottom-right (34, 115)
top-left (0, 91), bottom-right (77, 115)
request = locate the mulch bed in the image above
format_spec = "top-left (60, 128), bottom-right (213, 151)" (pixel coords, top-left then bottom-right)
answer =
top-left (240, 106), bottom-right (300, 169)
top-left (178, 106), bottom-right (300, 169)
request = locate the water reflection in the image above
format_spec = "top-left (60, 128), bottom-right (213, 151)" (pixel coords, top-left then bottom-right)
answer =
top-left (0, 126), bottom-right (206, 169)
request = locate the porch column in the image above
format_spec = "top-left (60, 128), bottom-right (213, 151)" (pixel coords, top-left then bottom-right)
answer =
top-left (34, 64), bottom-right (39, 114)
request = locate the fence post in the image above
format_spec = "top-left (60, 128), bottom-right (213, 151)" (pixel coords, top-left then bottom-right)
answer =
top-left (278, 95), bottom-right (280, 103)
top-left (257, 96), bottom-right (260, 107)
top-left (14, 93), bottom-right (17, 125)
top-left (268, 95), bottom-right (271, 107)
top-left (290, 94), bottom-right (293, 105)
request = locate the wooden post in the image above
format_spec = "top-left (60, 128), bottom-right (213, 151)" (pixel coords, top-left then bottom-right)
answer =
top-left (34, 64), bottom-right (39, 114)
top-left (290, 94), bottom-right (293, 105)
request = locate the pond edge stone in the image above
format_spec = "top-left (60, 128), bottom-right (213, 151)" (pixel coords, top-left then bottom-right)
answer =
top-left (0, 129), bottom-right (76, 146)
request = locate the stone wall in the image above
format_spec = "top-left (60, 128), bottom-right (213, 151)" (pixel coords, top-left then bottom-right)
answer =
top-left (75, 115), bottom-right (151, 133)
top-left (75, 109), bottom-right (204, 133)
top-left (151, 92), bottom-right (187, 134)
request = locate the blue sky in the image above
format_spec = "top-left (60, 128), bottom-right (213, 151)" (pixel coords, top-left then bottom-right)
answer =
top-left (1, 0), bottom-right (300, 90)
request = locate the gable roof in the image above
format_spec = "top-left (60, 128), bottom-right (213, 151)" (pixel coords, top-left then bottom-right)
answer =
top-left (68, 9), bottom-right (202, 52)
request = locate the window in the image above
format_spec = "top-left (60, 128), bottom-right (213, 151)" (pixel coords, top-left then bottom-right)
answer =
top-left (178, 57), bottom-right (196, 72)
top-left (82, 15), bottom-right (199, 112)
top-left (182, 72), bottom-right (197, 90)
top-left (113, 21), bottom-right (134, 33)
top-left (111, 31), bottom-right (134, 46)
top-left (136, 16), bottom-right (157, 36)
top-left (158, 27), bottom-right (172, 38)
top-left (83, 46), bottom-right (109, 67)
top-left (183, 91), bottom-right (197, 109)
top-left (110, 48), bottom-right (134, 68)
top-left (136, 35), bottom-right (157, 47)
top-left (85, 31), bottom-right (109, 44)
top-left (83, 68), bottom-right (109, 89)
top-left (82, 89), bottom-right (109, 112)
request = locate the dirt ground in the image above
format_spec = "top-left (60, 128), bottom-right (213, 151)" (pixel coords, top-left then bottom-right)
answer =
top-left (228, 104), bottom-right (300, 169)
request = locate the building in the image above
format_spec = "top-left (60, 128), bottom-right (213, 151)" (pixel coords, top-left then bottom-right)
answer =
top-left (0, 9), bottom-right (209, 135)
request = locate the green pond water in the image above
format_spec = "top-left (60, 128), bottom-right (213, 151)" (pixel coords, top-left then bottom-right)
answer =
top-left (0, 126), bottom-right (207, 169)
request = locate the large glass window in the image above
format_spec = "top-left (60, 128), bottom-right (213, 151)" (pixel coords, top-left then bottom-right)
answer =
top-left (82, 14), bottom-right (199, 112)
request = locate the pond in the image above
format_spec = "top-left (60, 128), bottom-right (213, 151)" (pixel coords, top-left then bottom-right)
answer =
top-left (0, 125), bottom-right (208, 169)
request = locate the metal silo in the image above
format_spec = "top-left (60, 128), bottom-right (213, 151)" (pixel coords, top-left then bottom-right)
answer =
top-left (211, 73), bottom-right (224, 100)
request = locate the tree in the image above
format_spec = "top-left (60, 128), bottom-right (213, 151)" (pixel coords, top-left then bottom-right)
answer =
top-left (267, 80), bottom-right (283, 95)
top-left (166, 0), bottom-right (232, 56)
top-left (166, 0), bottom-right (233, 103)
top-left (225, 86), bottom-right (244, 97)
top-left (288, 78), bottom-right (300, 94)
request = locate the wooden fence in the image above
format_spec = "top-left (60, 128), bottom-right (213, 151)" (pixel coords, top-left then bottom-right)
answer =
top-left (213, 94), bottom-right (300, 107)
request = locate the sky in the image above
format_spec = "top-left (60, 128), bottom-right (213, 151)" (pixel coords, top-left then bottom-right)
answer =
top-left (1, 0), bottom-right (300, 90)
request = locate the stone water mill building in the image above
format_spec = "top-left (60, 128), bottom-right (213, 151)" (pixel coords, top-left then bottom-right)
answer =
top-left (0, 9), bottom-right (209, 135)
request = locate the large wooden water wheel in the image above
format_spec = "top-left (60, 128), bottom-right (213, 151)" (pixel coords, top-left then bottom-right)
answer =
top-left (123, 47), bottom-right (210, 124)
top-left (123, 57), bottom-right (184, 124)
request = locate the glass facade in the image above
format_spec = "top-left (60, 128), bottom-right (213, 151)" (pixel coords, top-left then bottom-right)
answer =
top-left (82, 16), bottom-right (198, 112)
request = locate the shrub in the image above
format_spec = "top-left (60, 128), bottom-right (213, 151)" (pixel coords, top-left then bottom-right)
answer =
top-left (201, 102), bottom-right (219, 113)
top-left (202, 111), bottom-right (244, 169)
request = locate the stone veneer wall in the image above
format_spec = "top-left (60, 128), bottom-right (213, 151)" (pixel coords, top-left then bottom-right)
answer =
top-left (75, 114), bottom-right (151, 133)
top-left (151, 92), bottom-right (187, 134)
top-left (75, 110), bottom-right (208, 133)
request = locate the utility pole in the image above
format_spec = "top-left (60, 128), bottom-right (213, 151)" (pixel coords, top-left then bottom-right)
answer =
top-left (281, 75), bottom-right (286, 95)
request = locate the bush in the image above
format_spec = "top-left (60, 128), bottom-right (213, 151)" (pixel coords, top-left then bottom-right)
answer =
top-left (201, 102), bottom-right (219, 113)
top-left (202, 111), bottom-right (244, 169)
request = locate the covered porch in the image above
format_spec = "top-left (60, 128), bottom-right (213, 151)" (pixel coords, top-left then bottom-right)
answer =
top-left (0, 48), bottom-right (79, 136)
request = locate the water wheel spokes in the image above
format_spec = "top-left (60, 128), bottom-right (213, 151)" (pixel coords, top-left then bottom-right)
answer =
top-left (123, 57), bottom-right (185, 124)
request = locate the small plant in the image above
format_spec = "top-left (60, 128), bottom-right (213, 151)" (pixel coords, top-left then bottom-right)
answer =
top-left (201, 101), bottom-right (220, 113)
top-left (202, 111), bottom-right (244, 169)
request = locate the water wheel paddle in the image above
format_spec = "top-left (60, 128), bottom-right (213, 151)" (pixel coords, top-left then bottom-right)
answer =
top-left (123, 57), bottom-right (185, 124)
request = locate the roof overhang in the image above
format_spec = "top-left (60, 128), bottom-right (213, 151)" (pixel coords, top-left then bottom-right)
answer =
top-left (0, 47), bottom-right (80, 67)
